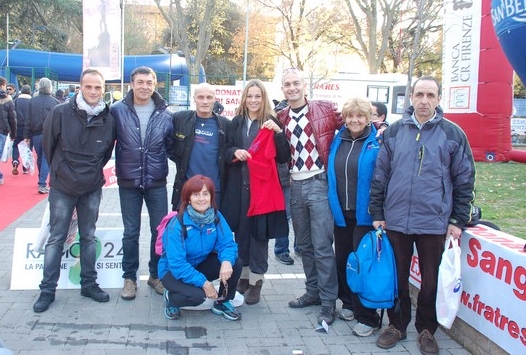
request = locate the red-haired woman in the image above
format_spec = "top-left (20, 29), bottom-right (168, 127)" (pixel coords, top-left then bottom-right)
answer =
top-left (158, 174), bottom-right (242, 321)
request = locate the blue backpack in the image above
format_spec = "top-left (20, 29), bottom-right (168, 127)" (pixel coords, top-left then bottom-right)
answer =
top-left (346, 227), bottom-right (398, 309)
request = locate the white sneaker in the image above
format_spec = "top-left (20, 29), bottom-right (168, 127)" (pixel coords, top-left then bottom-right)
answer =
top-left (338, 308), bottom-right (355, 321)
top-left (352, 322), bottom-right (375, 337)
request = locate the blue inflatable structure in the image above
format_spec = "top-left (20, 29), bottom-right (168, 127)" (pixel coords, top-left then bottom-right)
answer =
top-left (0, 49), bottom-right (205, 84)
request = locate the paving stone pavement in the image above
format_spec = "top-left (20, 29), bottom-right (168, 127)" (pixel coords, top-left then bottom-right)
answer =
top-left (0, 163), bottom-right (471, 355)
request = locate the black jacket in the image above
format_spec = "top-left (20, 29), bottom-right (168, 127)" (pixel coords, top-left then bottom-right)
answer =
top-left (0, 90), bottom-right (16, 138)
top-left (43, 96), bottom-right (116, 196)
top-left (110, 90), bottom-right (175, 189)
top-left (26, 93), bottom-right (59, 138)
top-left (170, 110), bottom-right (229, 209)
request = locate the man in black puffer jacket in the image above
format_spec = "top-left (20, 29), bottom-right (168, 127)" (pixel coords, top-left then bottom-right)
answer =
top-left (110, 66), bottom-right (175, 301)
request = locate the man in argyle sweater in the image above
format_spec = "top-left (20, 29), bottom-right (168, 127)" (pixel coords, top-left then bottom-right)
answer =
top-left (277, 68), bottom-right (344, 326)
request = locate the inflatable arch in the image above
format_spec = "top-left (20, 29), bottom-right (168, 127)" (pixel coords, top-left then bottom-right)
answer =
top-left (442, 0), bottom-right (526, 163)
top-left (0, 48), bottom-right (205, 85)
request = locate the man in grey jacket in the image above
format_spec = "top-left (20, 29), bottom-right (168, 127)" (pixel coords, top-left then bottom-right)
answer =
top-left (369, 76), bottom-right (475, 355)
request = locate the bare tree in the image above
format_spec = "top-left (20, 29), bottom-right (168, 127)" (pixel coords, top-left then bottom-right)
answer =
top-left (154, 0), bottom-right (217, 83)
top-left (339, 0), bottom-right (441, 75)
top-left (256, 0), bottom-right (345, 75)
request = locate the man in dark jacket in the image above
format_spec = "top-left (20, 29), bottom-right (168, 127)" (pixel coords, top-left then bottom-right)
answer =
top-left (110, 66), bottom-right (175, 300)
top-left (12, 85), bottom-right (32, 175)
top-left (170, 82), bottom-right (229, 210)
top-left (25, 77), bottom-right (60, 194)
top-left (33, 68), bottom-right (116, 313)
top-left (369, 76), bottom-right (475, 355)
top-left (0, 76), bottom-right (16, 185)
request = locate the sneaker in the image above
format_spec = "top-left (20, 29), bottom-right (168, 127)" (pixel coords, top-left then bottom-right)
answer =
top-left (81, 284), bottom-right (110, 302)
top-left (317, 305), bottom-right (336, 325)
top-left (33, 292), bottom-right (55, 313)
top-left (288, 293), bottom-right (321, 308)
top-left (338, 308), bottom-right (355, 321)
top-left (0, 173), bottom-right (3, 185)
top-left (12, 161), bottom-right (19, 175)
top-left (164, 290), bottom-right (181, 320)
top-left (147, 276), bottom-right (165, 295)
top-left (353, 322), bottom-right (375, 337)
top-left (23, 167), bottom-right (29, 174)
top-left (376, 324), bottom-right (407, 349)
top-left (211, 300), bottom-right (242, 321)
top-left (120, 279), bottom-right (137, 300)
top-left (38, 186), bottom-right (50, 194)
top-left (417, 329), bottom-right (439, 355)
top-left (275, 253), bottom-right (294, 265)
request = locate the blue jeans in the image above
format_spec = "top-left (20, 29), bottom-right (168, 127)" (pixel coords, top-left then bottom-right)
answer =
top-left (119, 186), bottom-right (168, 280)
top-left (39, 188), bottom-right (102, 293)
top-left (290, 175), bottom-right (338, 306)
top-left (32, 135), bottom-right (50, 187)
top-left (0, 134), bottom-right (6, 176)
top-left (274, 185), bottom-right (291, 255)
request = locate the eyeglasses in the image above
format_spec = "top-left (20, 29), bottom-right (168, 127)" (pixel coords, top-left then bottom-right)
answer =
top-left (216, 282), bottom-right (228, 301)
top-left (371, 113), bottom-right (379, 117)
top-left (6, 88), bottom-right (13, 92)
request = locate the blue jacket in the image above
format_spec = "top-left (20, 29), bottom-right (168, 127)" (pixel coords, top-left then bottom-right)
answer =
top-left (328, 125), bottom-right (380, 227)
top-left (369, 106), bottom-right (476, 233)
top-left (158, 210), bottom-right (238, 288)
top-left (111, 90), bottom-right (175, 189)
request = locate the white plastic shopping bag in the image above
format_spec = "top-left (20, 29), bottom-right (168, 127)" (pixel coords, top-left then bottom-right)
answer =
top-left (436, 235), bottom-right (462, 329)
top-left (1, 138), bottom-right (11, 162)
top-left (17, 140), bottom-right (35, 175)
top-left (32, 203), bottom-right (79, 253)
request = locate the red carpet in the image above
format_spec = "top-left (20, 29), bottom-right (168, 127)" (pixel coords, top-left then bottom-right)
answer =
top-left (0, 160), bottom-right (47, 231)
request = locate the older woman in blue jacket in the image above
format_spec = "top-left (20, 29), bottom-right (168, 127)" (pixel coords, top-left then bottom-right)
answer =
top-left (158, 174), bottom-right (242, 321)
top-left (327, 97), bottom-right (381, 336)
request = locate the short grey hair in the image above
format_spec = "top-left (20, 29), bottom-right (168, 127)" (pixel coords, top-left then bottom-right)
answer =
top-left (38, 78), bottom-right (53, 95)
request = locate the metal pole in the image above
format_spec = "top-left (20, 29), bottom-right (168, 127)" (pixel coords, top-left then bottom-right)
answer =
top-left (6, 13), bottom-right (9, 67)
top-left (242, 0), bottom-right (249, 88)
top-left (120, 0), bottom-right (125, 94)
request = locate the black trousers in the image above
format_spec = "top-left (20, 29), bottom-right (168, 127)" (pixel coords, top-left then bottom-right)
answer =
top-left (161, 253), bottom-right (242, 307)
top-left (386, 230), bottom-right (445, 334)
top-left (334, 214), bottom-right (379, 326)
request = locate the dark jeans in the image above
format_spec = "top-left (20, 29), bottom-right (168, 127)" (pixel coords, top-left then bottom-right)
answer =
top-left (119, 186), bottom-right (168, 280)
top-left (274, 185), bottom-right (291, 255)
top-left (386, 230), bottom-right (445, 334)
top-left (32, 135), bottom-right (50, 187)
top-left (161, 254), bottom-right (242, 307)
top-left (334, 214), bottom-right (378, 326)
top-left (290, 175), bottom-right (338, 306)
top-left (39, 188), bottom-right (102, 293)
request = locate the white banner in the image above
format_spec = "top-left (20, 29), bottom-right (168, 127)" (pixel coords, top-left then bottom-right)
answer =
top-left (410, 224), bottom-right (526, 355)
top-left (11, 228), bottom-right (125, 290)
top-left (82, 0), bottom-right (122, 80)
top-left (442, 0), bottom-right (482, 113)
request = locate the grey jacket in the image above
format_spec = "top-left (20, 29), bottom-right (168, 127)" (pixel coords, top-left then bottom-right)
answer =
top-left (369, 105), bottom-right (476, 234)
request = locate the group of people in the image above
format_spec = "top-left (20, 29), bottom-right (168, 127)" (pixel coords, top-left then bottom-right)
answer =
top-left (19, 65), bottom-right (475, 355)
top-left (0, 77), bottom-right (62, 193)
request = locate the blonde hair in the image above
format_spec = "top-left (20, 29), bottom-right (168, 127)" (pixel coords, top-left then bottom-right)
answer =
top-left (235, 79), bottom-right (275, 126)
top-left (341, 97), bottom-right (373, 122)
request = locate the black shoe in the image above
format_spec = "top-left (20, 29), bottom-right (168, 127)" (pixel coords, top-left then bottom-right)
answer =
top-left (275, 253), bottom-right (294, 265)
top-left (81, 284), bottom-right (110, 302)
top-left (289, 293), bottom-right (322, 308)
top-left (33, 292), bottom-right (55, 313)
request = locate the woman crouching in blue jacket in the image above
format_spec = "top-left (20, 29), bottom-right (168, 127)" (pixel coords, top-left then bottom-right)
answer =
top-left (158, 174), bottom-right (242, 321)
